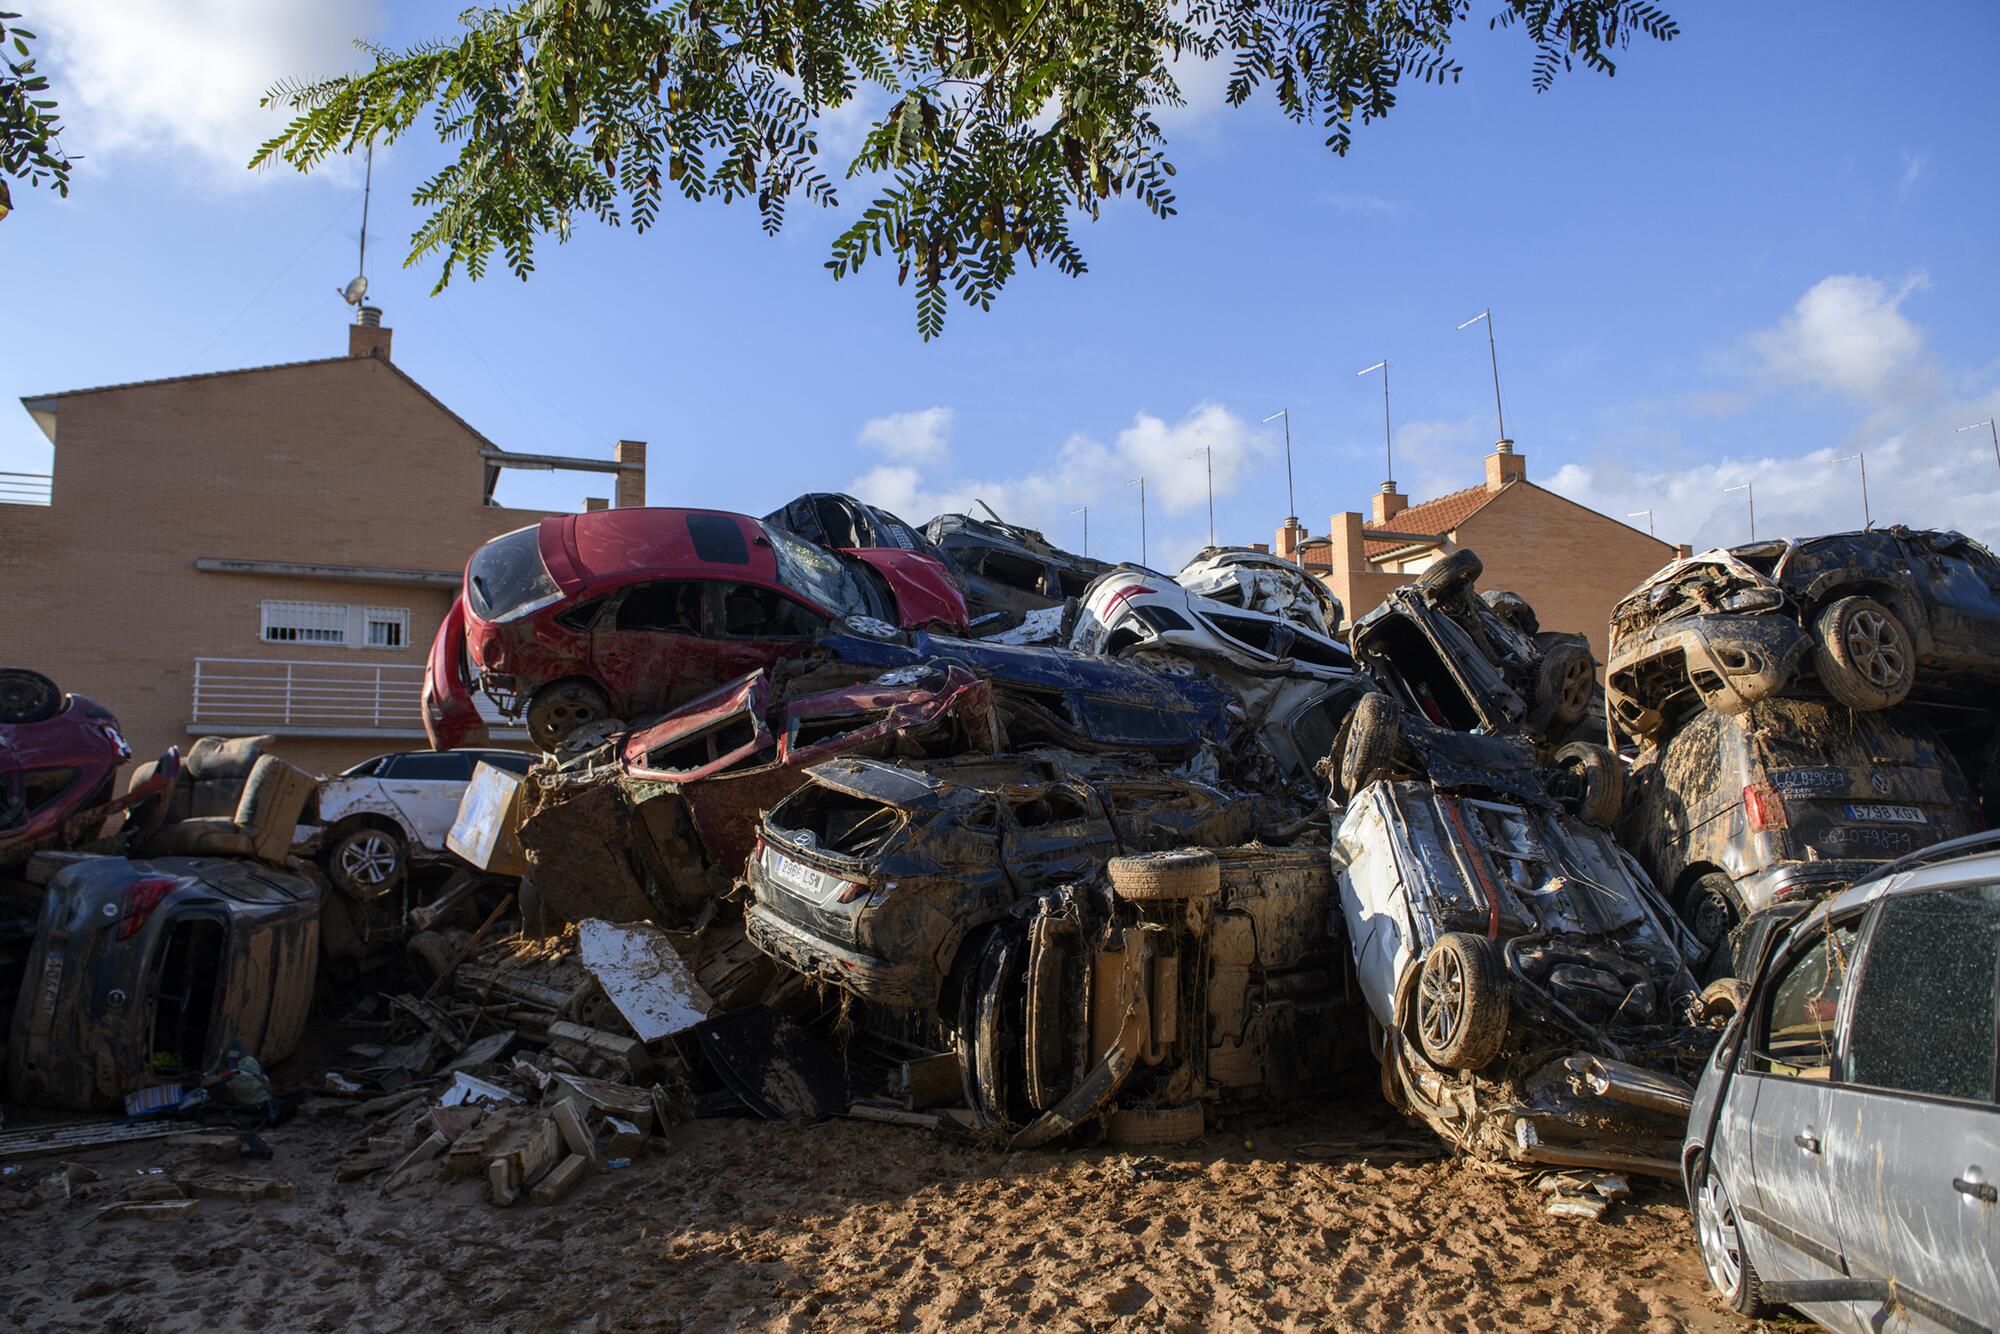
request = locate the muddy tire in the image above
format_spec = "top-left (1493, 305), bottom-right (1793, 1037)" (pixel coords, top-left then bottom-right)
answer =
top-left (1414, 932), bottom-right (1508, 1071)
top-left (1812, 595), bottom-right (1913, 711)
top-left (1339, 693), bottom-right (1400, 799)
top-left (1103, 1102), bottom-right (1205, 1147)
top-left (0, 668), bottom-right (61, 725)
top-left (1698, 977), bottom-right (1749, 1026)
top-left (1550, 741), bottom-right (1625, 827)
top-left (1695, 1159), bottom-right (1769, 1317)
top-left (327, 824), bottom-right (406, 898)
top-left (1681, 871), bottom-right (1745, 955)
top-left (1414, 548), bottom-right (1483, 603)
top-left (1108, 849), bottom-right (1220, 903)
top-left (527, 678), bottom-right (612, 752)
top-left (1481, 589), bottom-right (1540, 637)
top-left (1531, 641), bottom-right (1597, 734)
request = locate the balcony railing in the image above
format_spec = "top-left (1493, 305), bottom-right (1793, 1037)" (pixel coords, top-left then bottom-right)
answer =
top-left (191, 657), bottom-right (524, 738)
top-left (0, 471), bottom-right (53, 506)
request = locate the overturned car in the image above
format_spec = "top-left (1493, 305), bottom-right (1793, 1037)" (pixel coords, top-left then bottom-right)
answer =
top-left (924, 506), bottom-right (1109, 630)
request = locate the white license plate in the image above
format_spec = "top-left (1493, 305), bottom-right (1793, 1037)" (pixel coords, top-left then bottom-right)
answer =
top-left (1843, 804), bottom-right (1926, 824)
top-left (766, 849), bottom-right (852, 904)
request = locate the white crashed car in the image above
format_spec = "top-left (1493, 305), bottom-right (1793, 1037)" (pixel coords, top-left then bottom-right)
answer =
top-left (301, 748), bottom-right (534, 894)
top-left (1070, 564), bottom-right (1359, 685)
top-left (1176, 547), bottom-right (1344, 638)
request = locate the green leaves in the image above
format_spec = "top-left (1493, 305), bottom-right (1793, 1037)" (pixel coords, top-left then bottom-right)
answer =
top-left (255, 0), bottom-right (1677, 336)
top-left (0, 13), bottom-right (72, 211)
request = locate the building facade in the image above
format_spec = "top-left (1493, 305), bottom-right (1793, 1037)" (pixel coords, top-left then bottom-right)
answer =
top-left (1275, 443), bottom-right (1684, 661)
top-left (4, 315), bottom-right (644, 776)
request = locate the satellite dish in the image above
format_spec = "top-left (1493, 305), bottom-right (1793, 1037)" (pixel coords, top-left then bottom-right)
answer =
top-left (340, 274), bottom-right (369, 306)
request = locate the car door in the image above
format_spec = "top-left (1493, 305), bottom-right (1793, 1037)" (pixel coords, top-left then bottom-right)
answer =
top-left (1826, 881), bottom-right (2000, 1332)
top-left (589, 578), bottom-right (726, 713)
top-left (706, 581), bottom-right (831, 684)
top-left (1736, 917), bottom-right (1862, 1287)
top-left (1909, 531), bottom-right (2000, 665)
top-left (377, 750), bottom-right (476, 851)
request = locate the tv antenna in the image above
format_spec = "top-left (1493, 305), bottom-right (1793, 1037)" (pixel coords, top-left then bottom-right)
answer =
top-left (339, 141), bottom-right (374, 308)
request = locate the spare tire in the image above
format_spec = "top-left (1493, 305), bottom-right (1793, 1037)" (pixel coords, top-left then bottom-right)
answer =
top-left (0, 668), bottom-right (62, 725)
top-left (1414, 548), bottom-right (1483, 603)
top-left (1550, 741), bottom-right (1625, 827)
top-left (1339, 692), bottom-right (1400, 800)
top-left (1103, 1102), bottom-right (1206, 1146)
top-left (1108, 848), bottom-right (1220, 902)
top-left (1812, 595), bottom-right (1914, 711)
top-left (1698, 977), bottom-right (1749, 1027)
top-left (1414, 932), bottom-right (1509, 1071)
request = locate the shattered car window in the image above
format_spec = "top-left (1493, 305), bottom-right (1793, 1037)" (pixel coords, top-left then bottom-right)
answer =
top-left (466, 524), bottom-right (560, 622)
top-left (1845, 885), bottom-right (2000, 1102)
top-left (1754, 921), bottom-right (1858, 1077)
top-left (761, 523), bottom-right (874, 620)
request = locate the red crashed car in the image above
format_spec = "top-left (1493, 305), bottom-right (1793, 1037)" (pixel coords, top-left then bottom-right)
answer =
top-left (1, 669), bottom-right (179, 870)
top-left (424, 508), bottom-right (969, 751)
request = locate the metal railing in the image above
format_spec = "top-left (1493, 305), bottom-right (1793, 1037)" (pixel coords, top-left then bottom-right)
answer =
top-left (192, 657), bottom-right (425, 729)
top-left (0, 471), bottom-right (53, 506)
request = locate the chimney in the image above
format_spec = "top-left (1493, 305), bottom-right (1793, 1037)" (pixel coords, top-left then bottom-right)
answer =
top-left (614, 439), bottom-right (647, 508)
top-left (1249, 542), bottom-right (1269, 554)
top-left (584, 497), bottom-right (609, 513)
top-left (1274, 517), bottom-right (1306, 563)
top-left (348, 306), bottom-right (393, 361)
top-left (1676, 542), bottom-right (1694, 559)
top-left (1484, 439), bottom-right (1526, 492)
top-left (1371, 481), bottom-right (1408, 525)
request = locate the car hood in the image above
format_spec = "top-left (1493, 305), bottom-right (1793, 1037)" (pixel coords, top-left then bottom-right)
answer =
top-left (845, 548), bottom-right (971, 632)
top-left (1612, 548), bottom-right (1779, 622)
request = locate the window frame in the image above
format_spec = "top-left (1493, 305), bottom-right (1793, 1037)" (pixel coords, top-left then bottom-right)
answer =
top-left (1835, 880), bottom-right (2000, 1110)
top-left (1744, 911), bottom-right (1865, 1081)
top-left (710, 580), bottom-right (830, 642)
top-left (261, 599), bottom-right (350, 646)
top-left (363, 605), bottom-right (411, 650)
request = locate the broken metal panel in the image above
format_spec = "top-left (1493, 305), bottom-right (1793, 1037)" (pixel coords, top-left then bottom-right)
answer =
top-left (576, 917), bottom-right (714, 1042)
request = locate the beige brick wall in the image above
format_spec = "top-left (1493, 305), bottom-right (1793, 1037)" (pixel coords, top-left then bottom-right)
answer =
top-left (1450, 484), bottom-right (1675, 662)
top-left (2, 355), bottom-right (555, 777)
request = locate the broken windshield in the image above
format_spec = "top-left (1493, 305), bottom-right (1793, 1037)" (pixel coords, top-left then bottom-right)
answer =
top-left (762, 523), bottom-right (877, 621)
top-left (467, 525), bottom-right (561, 623)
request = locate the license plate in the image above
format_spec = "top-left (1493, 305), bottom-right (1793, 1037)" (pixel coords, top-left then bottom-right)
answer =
top-left (1842, 804), bottom-right (1926, 824)
top-left (765, 849), bottom-right (852, 904)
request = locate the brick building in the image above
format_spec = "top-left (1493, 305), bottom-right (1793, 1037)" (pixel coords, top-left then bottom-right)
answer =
top-left (3, 311), bottom-right (644, 776)
top-left (1273, 442), bottom-right (1683, 660)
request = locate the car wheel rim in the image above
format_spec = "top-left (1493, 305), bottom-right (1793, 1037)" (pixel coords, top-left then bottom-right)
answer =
top-left (339, 833), bottom-right (396, 886)
top-left (1845, 609), bottom-right (1907, 688)
top-left (1418, 952), bottom-right (1463, 1050)
top-left (1561, 657), bottom-right (1593, 713)
top-left (1698, 1172), bottom-right (1744, 1299)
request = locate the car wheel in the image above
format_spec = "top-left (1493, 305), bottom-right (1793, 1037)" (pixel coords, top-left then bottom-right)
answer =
top-left (328, 824), bottom-right (406, 897)
top-left (1697, 977), bottom-right (1749, 1027)
top-left (957, 928), bottom-right (1027, 1129)
top-left (1549, 741), bottom-right (1625, 827)
top-left (526, 679), bottom-right (612, 751)
top-left (1108, 848), bottom-right (1221, 902)
top-left (1414, 932), bottom-right (1508, 1071)
top-left (1414, 548), bottom-right (1483, 603)
top-left (1532, 642), bottom-right (1597, 732)
top-left (1695, 1159), bottom-right (1768, 1317)
top-left (1681, 871), bottom-right (1745, 955)
top-left (0, 668), bottom-right (61, 725)
top-left (1812, 595), bottom-right (1914, 710)
top-left (1103, 1102), bottom-right (1205, 1147)
top-left (1339, 693), bottom-right (1400, 799)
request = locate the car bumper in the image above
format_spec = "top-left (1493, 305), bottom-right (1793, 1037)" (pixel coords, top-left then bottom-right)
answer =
top-left (1608, 613), bottom-right (1810, 731)
top-left (743, 901), bottom-right (930, 1008)
top-left (1734, 858), bottom-right (1881, 918)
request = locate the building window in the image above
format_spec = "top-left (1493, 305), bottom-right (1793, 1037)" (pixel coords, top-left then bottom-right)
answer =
top-left (364, 606), bottom-right (411, 649)
top-left (262, 600), bottom-right (348, 645)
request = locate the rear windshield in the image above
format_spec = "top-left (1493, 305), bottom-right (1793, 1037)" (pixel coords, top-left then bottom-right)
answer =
top-left (762, 523), bottom-right (875, 620)
top-left (467, 525), bottom-right (560, 622)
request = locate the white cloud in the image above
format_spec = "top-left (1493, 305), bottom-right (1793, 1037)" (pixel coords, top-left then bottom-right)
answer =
top-left (1747, 272), bottom-right (1933, 404)
top-left (859, 406), bottom-right (955, 463)
top-left (37, 0), bottom-right (382, 183)
top-left (1895, 149), bottom-right (1929, 210)
top-left (845, 402), bottom-right (1273, 568)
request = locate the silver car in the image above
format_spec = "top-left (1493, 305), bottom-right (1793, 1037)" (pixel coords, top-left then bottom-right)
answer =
top-left (1682, 829), bottom-right (2000, 1331)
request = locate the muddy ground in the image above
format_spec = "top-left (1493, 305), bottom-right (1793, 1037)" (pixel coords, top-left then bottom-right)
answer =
top-left (1, 1087), bottom-right (1772, 1334)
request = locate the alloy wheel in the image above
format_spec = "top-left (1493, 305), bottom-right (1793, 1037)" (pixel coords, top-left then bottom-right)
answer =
top-left (1697, 1171), bottom-right (1745, 1301)
top-left (338, 831), bottom-right (399, 886)
top-left (1418, 950), bottom-right (1465, 1052)
top-left (1844, 607), bottom-right (1907, 689)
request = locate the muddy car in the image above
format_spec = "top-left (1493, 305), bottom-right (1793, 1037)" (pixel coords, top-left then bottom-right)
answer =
top-left (1071, 564), bottom-right (1359, 687)
top-left (1176, 547), bottom-right (1344, 639)
top-left (1606, 527), bottom-right (2000, 742)
top-left (427, 508), bottom-right (969, 750)
top-left (923, 506), bottom-right (1109, 629)
top-left (301, 747), bottom-right (536, 896)
top-left (1349, 551), bottom-right (1598, 747)
top-left (743, 752), bottom-right (1255, 1010)
top-left (1, 669), bottom-right (179, 870)
top-left (1619, 696), bottom-right (1983, 957)
top-left (1335, 778), bottom-right (1706, 1174)
top-left (764, 492), bottom-right (953, 568)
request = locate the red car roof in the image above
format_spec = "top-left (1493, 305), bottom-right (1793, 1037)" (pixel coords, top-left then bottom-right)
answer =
top-left (545, 508), bottom-right (779, 588)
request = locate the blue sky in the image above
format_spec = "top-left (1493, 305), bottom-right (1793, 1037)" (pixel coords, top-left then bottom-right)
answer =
top-left (5, 0), bottom-right (1997, 573)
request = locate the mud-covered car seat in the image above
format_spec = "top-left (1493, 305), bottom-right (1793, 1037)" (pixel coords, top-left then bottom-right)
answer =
top-left (138, 753), bottom-right (316, 864)
top-left (124, 734), bottom-right (275, 841)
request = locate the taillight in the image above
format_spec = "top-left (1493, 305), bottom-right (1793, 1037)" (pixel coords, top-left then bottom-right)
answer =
top-left (837, 881), bottom-right (870, 904)
top-left (117, 877), bottom-right (176, 940)
top-left (1743, 783), bottom-right (1788, 833)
